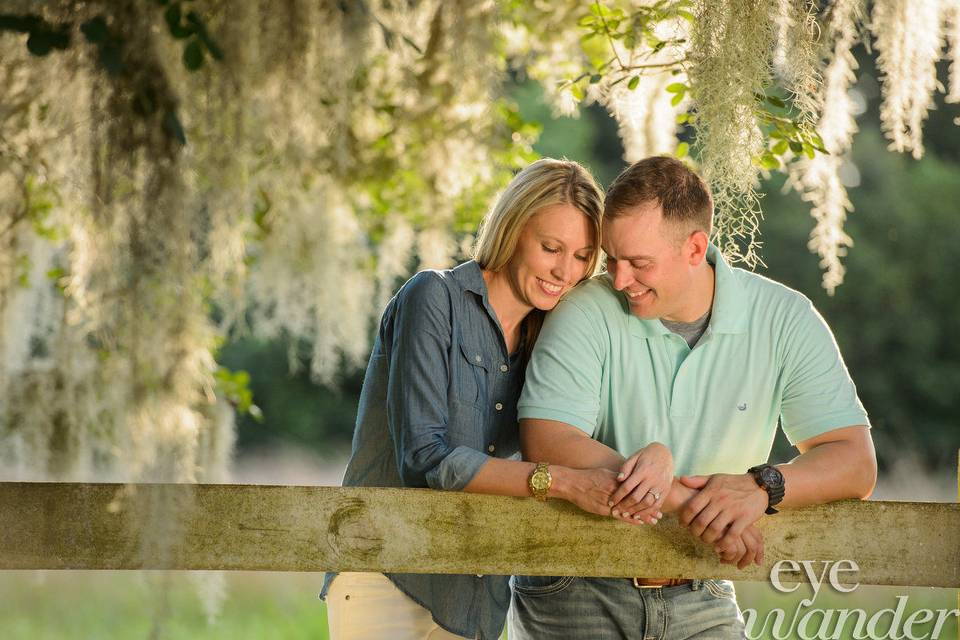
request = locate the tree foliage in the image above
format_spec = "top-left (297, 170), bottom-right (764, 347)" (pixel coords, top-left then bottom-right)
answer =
top-left (0, 0), bottom-right (958, 490)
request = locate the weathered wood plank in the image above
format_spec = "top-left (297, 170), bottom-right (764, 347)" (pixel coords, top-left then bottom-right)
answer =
top-left (0, 483), bottom-right (957, 587)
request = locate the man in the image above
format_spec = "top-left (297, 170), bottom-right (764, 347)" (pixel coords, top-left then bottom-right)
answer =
top-left (511, 156), bottom-right (877, 639)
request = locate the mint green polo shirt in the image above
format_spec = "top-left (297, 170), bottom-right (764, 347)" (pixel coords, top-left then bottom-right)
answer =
top-left (518, 246), bottom-right (870, 476)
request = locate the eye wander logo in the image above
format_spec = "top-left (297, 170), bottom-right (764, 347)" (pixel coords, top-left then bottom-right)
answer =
top-left (737, 402), bottom-right (747, 411)
top-left (741, 560), bottom-right (960, 640)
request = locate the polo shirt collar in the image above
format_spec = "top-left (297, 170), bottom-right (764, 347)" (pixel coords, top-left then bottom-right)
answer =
top-left (627, 244), bottom-right (747, 338)
top-left (707, 244), bottom-right (748, 334)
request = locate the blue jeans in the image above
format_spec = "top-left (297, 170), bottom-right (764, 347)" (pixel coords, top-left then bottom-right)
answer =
top-left (509, 577), bottom-right (746, 640)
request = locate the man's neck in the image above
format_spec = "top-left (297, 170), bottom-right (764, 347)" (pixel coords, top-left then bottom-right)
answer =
top-left (663, 261), bottom-right (716, 323)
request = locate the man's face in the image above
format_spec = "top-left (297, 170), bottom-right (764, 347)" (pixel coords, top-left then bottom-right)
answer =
top-left (601, 202), bottom-right (696, 321)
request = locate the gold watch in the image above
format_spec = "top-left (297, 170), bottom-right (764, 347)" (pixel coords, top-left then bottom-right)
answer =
top-left (528, 462), bottom-right (552, 501)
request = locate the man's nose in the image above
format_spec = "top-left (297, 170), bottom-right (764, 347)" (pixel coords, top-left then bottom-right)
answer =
top-left (612, 264), bottom-right (632, 290)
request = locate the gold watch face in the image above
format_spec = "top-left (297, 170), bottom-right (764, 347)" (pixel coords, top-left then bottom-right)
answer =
top-left (531, 471), bottom-right (550, 492)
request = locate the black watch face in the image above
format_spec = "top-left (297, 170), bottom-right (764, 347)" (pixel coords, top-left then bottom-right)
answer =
top-left (761, 467), bottom-right (783, 486)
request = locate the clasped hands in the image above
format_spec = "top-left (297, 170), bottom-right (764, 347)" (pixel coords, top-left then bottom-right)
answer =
top-left (560, 444), bottom-right (767, 569)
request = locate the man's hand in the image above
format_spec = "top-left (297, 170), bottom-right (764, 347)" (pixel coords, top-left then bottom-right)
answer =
top-left (608, 442), bottom-right (674, 525)
top-left (677, 473), bottom-right (768, 567)
top-left (715, 523), bottom-right (765, 569)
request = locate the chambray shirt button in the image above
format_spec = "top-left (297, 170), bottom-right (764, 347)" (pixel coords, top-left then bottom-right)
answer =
top-left (474, 355), bottom-right (482, 363)
top-left (499, 364), bottom-right (508, 372)
top-left (476, 574), bottom-right (484, 578)
top-left (495, 402), bottom-right (503, 411)
top-left (487, 444), bottom-right (495, 453)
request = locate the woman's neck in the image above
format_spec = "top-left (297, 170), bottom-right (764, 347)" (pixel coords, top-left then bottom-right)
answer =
top-left (482, 268), bottom-right (533, 351)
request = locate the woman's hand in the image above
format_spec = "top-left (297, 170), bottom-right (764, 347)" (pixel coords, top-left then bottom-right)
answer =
top-left (608, 442), bottom-right (674, 525)
top-left (550, 466), bottom-right (621, 518)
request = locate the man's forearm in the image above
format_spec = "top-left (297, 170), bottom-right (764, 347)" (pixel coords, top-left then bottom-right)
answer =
top-left (520, 418), bottom-right (624, 470)
top-left (776, 430), bottom-right (877, 507)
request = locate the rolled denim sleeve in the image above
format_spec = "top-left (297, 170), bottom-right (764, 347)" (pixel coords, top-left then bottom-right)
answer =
top-left (424, 446), bottom-right (489, 490)
top-left (386, 272), bottom-right (488, 490)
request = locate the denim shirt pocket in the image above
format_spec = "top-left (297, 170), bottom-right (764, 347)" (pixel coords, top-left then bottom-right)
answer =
top-left (456, 341), bottom-right (490, 409)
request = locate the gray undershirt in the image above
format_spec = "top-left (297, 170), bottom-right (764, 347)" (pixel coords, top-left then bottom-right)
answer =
top-left (660, 308), bottom-right (712, 348)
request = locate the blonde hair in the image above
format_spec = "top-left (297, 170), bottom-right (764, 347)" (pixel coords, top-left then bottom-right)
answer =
top-left (472, 158), bottom-right (603, 361)
top-left (473, 158), bottom-right (604, 275)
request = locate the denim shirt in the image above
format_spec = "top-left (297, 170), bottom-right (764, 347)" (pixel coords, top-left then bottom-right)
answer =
top-left (321, 261), bottom-right (524, 640)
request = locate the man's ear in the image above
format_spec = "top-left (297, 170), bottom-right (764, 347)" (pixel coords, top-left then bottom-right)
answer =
top-left (685, 230), bottom-right (709, 265)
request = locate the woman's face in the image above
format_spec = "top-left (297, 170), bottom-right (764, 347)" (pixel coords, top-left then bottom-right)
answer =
top-left (503, 203), bottom-right (596, 311)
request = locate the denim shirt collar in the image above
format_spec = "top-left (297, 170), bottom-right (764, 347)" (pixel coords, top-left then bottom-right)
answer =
top-left (450, 260), bottom-right (488, 297)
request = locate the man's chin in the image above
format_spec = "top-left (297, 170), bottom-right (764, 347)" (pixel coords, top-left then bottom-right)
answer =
top-left (628, 305), bottom-right (658, 319)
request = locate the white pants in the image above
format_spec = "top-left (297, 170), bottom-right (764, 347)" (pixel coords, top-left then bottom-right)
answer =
top-left (326, 572), bottom-right (470, 640)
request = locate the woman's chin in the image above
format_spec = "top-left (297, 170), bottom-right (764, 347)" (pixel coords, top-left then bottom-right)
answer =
top-left (532, 293), bottom-right (564, 311)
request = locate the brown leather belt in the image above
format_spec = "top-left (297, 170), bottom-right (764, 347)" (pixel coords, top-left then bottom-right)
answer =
top-left (632, 577), bottom-right (693, 588)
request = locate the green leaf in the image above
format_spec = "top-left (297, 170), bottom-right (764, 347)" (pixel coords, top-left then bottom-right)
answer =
top-left (765, 94), bottom-right (786, 108)
top-left (162, 109), bottom-right (187, 145)
top-left (803, 142), bottom-right (816, 159)
top-left (165, 4), bottom-right (193, 38)
top-left (98, 43), bottom-right (123, 74)
top-left (675, 112), bottom-right (688, 124)
top-left (677, 9), bottom-right (695, 21)
top-left (26, 28), bottom-right (69, 56)
top-left (666, 82), bottom-right (686, 94)
top-left (186, 11), bottom-right (224, 60)
top-left (577, 14), bottom-right (596, 26)
top-left (182, 38), bottom-right (204, 70)
top-left (589, 3), bottom-right (610, 17)
top-left (758, 153), bottom-right (780, 170)
top-left (570, 83), bottom-right (585, 101)
top-left (788, 140), bottom-right (804, 154)
top-left (164, 4), bottom-right (181, 30)
top-left (670, 92), bottom-right (684, 106)
top-left (80, 16), bottom-right (108, 44)
top-left (26, 32), bottom-right (53, 56)
top-left (628, 75), bottom-right (640, 90)
top-left (772, 139), bottom-right (789, 155)
top-left (132, 87), bottom-right (158, 117)
top-left (0, 14), bottom-right (39, 33)
top-left (589, 74), bottom-right (602, 84)
top-left (675, 141), bottom-right (689, 158)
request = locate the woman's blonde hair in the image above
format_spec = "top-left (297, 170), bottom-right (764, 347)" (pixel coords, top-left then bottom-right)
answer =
top-left (473, 158), bottom-right (604, 274)
top-left (472, 158), bottom-right (604, 360)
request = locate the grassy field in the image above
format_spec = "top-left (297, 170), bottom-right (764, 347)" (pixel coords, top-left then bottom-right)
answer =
top-left (0, 571), bottom-right (955, 640)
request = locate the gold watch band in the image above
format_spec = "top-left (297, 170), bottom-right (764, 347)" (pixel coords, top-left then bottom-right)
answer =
top-left (528, 462), bottom-right (552, 501)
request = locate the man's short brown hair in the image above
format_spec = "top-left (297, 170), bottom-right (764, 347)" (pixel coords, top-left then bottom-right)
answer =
top-left (604, 156), bottom-right (713, 237)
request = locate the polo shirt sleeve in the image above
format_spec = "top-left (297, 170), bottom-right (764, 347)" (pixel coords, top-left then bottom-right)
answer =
top-left (779, 298), bottom-right (870, 445)
top-left (518, 297), bottom-right (604, 435)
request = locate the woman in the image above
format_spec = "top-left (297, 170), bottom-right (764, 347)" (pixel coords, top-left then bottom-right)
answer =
top-left (322, 159), bottom-right (672, 640)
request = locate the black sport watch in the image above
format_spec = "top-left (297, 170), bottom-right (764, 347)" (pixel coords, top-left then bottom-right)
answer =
top-left (747, 464), bottom-right (785, 515)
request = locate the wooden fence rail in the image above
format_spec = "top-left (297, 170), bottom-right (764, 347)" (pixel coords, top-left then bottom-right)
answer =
top-left (0, 483), bottom-right (957, 588)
